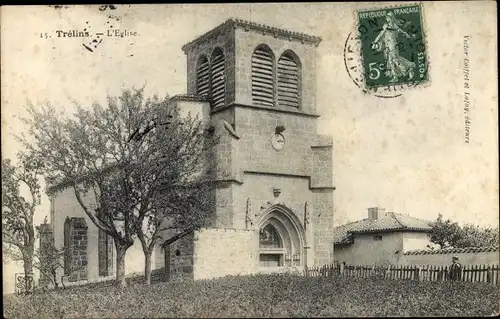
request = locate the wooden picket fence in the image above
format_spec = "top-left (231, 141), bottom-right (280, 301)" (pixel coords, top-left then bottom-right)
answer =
top-left (304, 263), bottom-right (500, 285)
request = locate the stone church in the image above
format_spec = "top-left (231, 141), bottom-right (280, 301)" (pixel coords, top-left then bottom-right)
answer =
top-left (42, 19), bottom-right (335, 286)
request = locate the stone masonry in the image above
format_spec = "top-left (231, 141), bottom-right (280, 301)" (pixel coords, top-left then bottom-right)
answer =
top-left (64, 217), bottom-right (89, 282)
top-left (177, 18), bottom-right (335, 270)
top-left (38, 222), bottom-right (54, 288)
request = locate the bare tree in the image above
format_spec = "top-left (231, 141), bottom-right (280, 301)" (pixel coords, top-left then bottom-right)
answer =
top-left (19, 87), bottom-right (217, 288)
top-left (137, 176), bottom-right (216, 285)
top-left (2, 152), bottom-right (43, 293)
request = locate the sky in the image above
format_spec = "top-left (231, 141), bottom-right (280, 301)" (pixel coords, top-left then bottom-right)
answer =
top-left (1, 3), bottom-right (498, 234)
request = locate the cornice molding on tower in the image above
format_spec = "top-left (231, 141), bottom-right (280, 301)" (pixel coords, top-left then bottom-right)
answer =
top-left (170, 94), bottom-right (210, 102)
top-left (211, 103), bottom-right (321, 118)
top-left (182, 18), bottom-right (323, 54)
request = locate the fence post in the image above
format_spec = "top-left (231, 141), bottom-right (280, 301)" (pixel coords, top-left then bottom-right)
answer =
top-left (416, 266), bottom-right (420, 281)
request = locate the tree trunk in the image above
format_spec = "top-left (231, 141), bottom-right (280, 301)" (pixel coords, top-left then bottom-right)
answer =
top-left (22, 252), bottom-right (34, 294)
top-left (115, 243), bottom-right (128, 289)
top-left (144, 249), bottom-right (152, 286)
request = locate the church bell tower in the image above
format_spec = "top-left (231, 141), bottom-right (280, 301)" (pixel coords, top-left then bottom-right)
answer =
top-left (178, 19), bottom-right (335, 267)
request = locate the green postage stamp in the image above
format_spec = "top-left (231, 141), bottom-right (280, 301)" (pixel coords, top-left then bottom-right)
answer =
top-left (357, 4), bottom-right (428, 89)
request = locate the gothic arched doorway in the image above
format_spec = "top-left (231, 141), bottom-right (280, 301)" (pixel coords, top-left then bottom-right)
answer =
top-left (257, 205), bottom-right (305, 269)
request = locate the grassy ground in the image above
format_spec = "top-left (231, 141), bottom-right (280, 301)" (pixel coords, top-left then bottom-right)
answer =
top-left (4, 274), bottom-right (500, 318)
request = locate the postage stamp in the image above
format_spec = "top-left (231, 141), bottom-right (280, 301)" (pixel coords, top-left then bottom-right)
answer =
top-left (357, 4), bottom-right (428, 89)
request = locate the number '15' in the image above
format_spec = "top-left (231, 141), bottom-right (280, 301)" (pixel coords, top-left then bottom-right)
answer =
top-left (40, 33), bottom-right (49, 39)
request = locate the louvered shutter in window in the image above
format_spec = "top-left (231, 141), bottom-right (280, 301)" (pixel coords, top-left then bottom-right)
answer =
top-left (210, 50), bottom-right (225, 109)
top-left (277, 53), bottom-right (300, 108)
top-left (252, 47), bottom-right (274, 107)
top-left (196, 56), bottom-right (210, 97)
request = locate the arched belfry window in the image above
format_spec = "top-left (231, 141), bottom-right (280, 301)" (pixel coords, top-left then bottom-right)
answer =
top-left (196, 55), bottom-right (210, 98)
top-left (277, 50), bottom-right (301, 108)
top-left (252, 45), bottom-right (275, 107)
top-left (210, 48), bottom-right (225, 110)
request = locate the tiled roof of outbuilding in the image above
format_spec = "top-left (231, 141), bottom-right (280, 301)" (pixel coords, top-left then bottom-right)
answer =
top-left (333, 212), bottom-right (433, 244)
top-left (404, 246), bottom-right (499, 255)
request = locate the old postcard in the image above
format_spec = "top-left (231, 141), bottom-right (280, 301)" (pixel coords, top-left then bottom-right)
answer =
top-left (2, 2), bottom-right (498, 318)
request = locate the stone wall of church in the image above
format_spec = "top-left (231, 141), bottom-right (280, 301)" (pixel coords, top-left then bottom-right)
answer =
top-left (168, 233), bottom-right (195, 281)
top-left (311, 189), bottom-right (335, 265)
top-left (210, 106), bottom-right (335, 267)
top-left (311, 142), bottom-right (334, 188)
top-left (230, 173), bottom-right (334, 267)
top-left (234, 107), bottom-right (319, 176)
top-left (65, 217), bottom-right (89, 282)
top-left (211, 108), bottom-right (240, 228)
top-left (192, 228), bottom-right (258, 280)
top-left (50, 187), bottom-right (160, 284)
top-left (232, 174), bottom-right (311, 230)
top-left (38, 222), bottom-right (54, 288)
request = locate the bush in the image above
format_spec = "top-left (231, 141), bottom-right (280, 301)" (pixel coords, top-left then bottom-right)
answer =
top-left (3, 274), bottom-right (500, 318)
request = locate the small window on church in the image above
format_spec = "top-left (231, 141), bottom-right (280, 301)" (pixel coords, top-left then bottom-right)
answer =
top-left (196, 55), bottom-right (210, 98)
top-left (277, 50), bottom-right (301, 108)
top-left (252, 45), bottom-right (275, 107)
top-left (374, 235), bottom-right (383, 241)
top-left (210, 48), bottom-right (225, 110)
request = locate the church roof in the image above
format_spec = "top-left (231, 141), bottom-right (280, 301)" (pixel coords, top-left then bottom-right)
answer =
top-left (182, 18), bottom-right (323, 53)
top-left (333, 212), bottom-right (433, 245)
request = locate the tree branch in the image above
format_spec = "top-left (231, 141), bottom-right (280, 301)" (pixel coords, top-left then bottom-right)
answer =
top-left (161, 227), bottom-right (196, 248)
